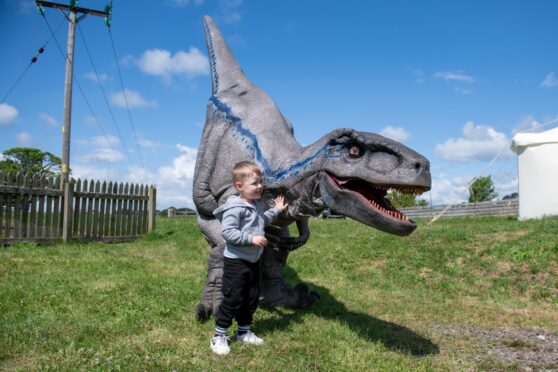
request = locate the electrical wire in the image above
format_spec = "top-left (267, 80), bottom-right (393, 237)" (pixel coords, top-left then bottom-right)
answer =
top-left (77, 23), bottom-right (134, 166)
top-left (39, 12), bottom-right (125, 167)
top-left (107, 29), bottom-right (146, 171)
top-left (1, 20), bottom-right (65, 104)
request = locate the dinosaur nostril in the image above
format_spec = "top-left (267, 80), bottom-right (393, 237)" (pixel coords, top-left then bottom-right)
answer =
top-left (414, 162), bottom-right (421, 170)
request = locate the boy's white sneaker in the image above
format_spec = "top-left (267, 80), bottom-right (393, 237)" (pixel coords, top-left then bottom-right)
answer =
top-left (210, 335), bottom-right (230, 355)
top-left (236, 331), bottom-right (264, 345)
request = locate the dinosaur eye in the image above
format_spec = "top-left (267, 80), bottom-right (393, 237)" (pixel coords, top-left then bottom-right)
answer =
top-left (348, 145), bottom-right (363, 158)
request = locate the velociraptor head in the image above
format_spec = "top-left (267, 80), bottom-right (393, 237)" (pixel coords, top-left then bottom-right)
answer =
top-left (317, 128), bottom-right (431, 236)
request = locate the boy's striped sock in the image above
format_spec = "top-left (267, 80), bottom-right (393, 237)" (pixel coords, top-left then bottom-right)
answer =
top-left (214, 326), bottom-right (228, 337)
top-left (237, 325), bottom-right (250, 335)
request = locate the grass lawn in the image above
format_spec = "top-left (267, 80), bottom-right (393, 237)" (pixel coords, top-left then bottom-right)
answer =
top-left (1, 215), bottom-right (557, 370)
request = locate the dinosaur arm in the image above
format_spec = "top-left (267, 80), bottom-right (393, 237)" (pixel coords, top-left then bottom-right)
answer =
top-left (262, 207), bottom-right (280, 226)
top-left (221, 207), bottom-right (253, 245)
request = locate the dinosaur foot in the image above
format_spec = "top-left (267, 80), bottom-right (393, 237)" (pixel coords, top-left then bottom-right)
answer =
top-left (195, 303), bottom-right (212, 322)
top-left (260, 279), bottom-right (320, 309)
top-left (294, 283), bottom-right (321, 308)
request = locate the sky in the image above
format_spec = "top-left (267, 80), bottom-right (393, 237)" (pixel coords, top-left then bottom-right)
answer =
top-left (1, 0), bottom-right (557, 209)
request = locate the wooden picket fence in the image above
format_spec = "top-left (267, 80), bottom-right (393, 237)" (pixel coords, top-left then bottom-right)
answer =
top-left (0, 172), bottom-right (156, 245)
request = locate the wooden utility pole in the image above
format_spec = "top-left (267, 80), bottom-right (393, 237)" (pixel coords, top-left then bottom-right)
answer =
top-left (35, 1), bottom-right (112, 184)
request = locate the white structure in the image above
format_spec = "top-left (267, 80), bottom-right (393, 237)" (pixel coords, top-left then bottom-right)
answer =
top-left (511, 127), bottom-right (558, 220)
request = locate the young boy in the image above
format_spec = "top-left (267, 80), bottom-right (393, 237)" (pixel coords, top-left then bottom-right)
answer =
top-left (210, 161), bottom-right (288, 355)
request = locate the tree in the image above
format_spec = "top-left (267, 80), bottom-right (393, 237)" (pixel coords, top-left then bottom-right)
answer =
top-left (387, 190), bottom-right (429, 208)
top-left (502, 192), bottom-right (518, 200)
top-left (468, 175), bottom-right (497, 203)
top-left (0, 147), bottom-right (61, 177)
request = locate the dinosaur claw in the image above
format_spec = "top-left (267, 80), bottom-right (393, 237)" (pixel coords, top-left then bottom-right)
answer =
top-left (294, 283), bottom-right (319, 308)
top-left (195, 303), bottom-right (211, 322)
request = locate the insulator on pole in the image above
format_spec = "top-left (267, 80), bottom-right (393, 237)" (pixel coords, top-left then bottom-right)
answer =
top-left (104, 2), bottom-right (112, 30)
top-left (37, 6), bottom-right (45, 15)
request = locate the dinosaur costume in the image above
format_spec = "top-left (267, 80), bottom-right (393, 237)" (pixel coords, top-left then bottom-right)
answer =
top-left (193, 16), bottom-right (432, 321)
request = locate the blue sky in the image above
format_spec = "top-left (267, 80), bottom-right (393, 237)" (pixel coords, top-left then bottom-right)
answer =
top-left (1, 0), bottom-right (557, 209)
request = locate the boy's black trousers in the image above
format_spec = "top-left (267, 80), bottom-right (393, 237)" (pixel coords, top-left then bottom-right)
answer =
top-left (215, 257), bottom-right (261, 328)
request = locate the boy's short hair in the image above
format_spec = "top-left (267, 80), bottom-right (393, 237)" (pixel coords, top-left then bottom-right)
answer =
top-left (232, 161), bottom-right (262, 183)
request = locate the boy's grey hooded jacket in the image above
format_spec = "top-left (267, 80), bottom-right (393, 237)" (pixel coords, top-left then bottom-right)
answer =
top-left (213, 195), bottom-right (280, 263)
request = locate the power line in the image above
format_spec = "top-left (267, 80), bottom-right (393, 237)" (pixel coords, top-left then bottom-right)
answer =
top-left (107, 29), bottom-right (146, 171)
top-left (39, 11), bottom-right (126, 168)
top-left (1, 20), bottom-right (64, 104)
top-left (77, 23), bottom-right (134, 166)
top-left (37, 0), bottom-right (113, 183)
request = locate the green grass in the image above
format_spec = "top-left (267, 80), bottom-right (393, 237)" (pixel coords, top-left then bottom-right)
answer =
top-left (1, 216), bottom-right (557, 370)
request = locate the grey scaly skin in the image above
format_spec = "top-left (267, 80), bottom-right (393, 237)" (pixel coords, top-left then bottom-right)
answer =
top-left (193, 16), bottom-right (432, 321)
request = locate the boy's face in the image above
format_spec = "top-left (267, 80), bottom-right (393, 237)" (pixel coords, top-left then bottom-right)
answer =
top-left (235, 173), bottom-right (263, 202)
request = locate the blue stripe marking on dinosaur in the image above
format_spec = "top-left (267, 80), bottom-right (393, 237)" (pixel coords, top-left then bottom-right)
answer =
top-left (203, 20), bottom-right (219, 93)
top-left (209, 96), bottom-right (328, 182)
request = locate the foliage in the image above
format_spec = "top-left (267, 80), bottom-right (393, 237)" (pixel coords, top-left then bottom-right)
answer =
top-left (468, 175), bottom-right (498, 203)
top-left (502, 192), bottom-right (519, 200)
top-left (1, 216), bottom-right (557, 370)
top-left (0, 147), bottom-right (61, 177)
top-left (387, 190), bottom-right (429, 208)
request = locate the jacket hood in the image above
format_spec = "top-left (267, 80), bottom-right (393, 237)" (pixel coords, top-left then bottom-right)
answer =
top-left (213, 195), bottom-right (256, 220)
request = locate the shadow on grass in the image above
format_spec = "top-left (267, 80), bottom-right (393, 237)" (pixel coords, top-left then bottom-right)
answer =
top-left (254, 266), bottom-right (439, 357)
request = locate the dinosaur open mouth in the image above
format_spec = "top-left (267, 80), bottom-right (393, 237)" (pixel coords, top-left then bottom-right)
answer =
top-left (326, 173), bottom-right (428, 223)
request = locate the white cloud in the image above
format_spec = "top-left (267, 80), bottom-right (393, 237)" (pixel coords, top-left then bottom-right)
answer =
top-left (218, 0), bottom-right (243, 24)
top-left (77, 135), bottom-right (125, 163)
top-left (136, 48), bottom-right (209, 81)
top-left (38, 113), bottom-right (59, 127)
top-left (434, 71), bottom-right (475, 83)
top-left (110, 89), bottom-right (156, 109)
top-left (84, 72), bottom-right (108, 82)
top-left (412, 69), bottom-right (425, 84)
top-left (0, 103), bottom-right (18, 126)
top-left (429, 174), bottom-right (471, 205)
top-left (435, 121), bottom-right (511, 162)
top-left (80, 147), bottom-right (125, 163)
top-left (429, 172), bottom-right (518, 206)
top-left (493, 175), bottom-right (518, 198)
top-left (169, 0), bottom-right (205, 6)
top-left (129, 144), bottom-right (198, 208)
top-left (512, 115), bottom-right (542, 134)
top-left (84, 115), bottom-right (97, 126)
top-left (137, 137), bottom-right (161, 149)
top-left (9, 0), bottom-right (34, 14)
top-left (71, 164), bottom-right (119, 181)
top-left (92, 135), bottom-right (120, 147)
top-left (16, 132), bottom-right (32, 145)
top-left (454, 86), bottom-right (472, 95)
top-left (119, 54), bottom-right (135, 67)
top-left (70, 144), bottom-right (199, 209)
top-left (541, 72), bottom-right (558, 88)
top-left (379, 126), bottom-right (411, 142)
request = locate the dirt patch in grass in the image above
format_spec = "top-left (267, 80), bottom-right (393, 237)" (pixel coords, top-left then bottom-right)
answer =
top-left (472, 229), bottom-right (529, 246)
top-left (436, 325), bottom-right (558, 370)
top-left (1, 355), bottom-right (36, 371)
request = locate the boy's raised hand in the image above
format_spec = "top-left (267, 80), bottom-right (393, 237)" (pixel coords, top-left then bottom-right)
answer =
top-left (252, 235), bottom-right (268, 247)
top-left (274, 195), bottom-right (288, 212)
